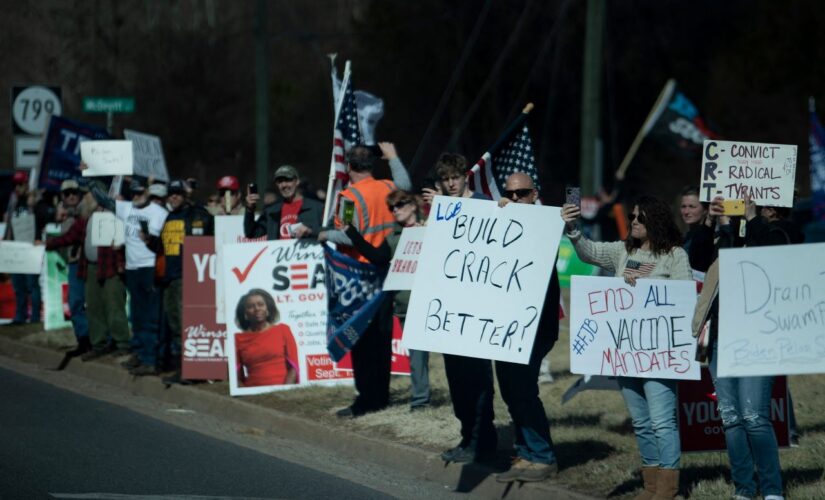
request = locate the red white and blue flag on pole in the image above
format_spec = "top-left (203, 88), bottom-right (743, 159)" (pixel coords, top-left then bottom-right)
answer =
top-left (809, 99), bottom-right (825, 221)
top-left (469, 123), bottom-right (541, 201)
top-left (323, 60), bottom-right (363, 226)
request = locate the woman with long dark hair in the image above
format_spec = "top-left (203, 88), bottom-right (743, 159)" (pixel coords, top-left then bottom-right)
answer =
top-left (234, 288), bottom-right (298, 387)
top-left (561, 195), bottom-right (691, 500)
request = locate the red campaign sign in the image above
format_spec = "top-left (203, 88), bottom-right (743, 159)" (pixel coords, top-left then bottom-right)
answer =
top-left (678, 366), bottom-right (789, 452)
top-left (181, 236), bottom-right (228, 380)
top-left (333, 316), bottom-right (410, 375)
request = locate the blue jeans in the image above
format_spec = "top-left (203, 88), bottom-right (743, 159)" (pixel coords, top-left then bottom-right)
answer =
top-left (11, 274), bottom-right (41, 323)
top-left (126, 268), bottom-right (162, 366)
top-left (709, 342), bottom-right (783, 498)
top-left (618, 377), bottom-right (680, 469)
top-left (495, 332), bottom-right (557, 464)
top-left (67, 263), bottom-right (88, 339)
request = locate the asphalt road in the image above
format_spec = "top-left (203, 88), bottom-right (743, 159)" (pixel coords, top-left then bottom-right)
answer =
top-left (0, 365), bottom-right (394, 500)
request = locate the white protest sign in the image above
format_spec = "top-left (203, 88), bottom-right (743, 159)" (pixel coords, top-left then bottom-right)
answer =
top-left (403, 196), bottom-right (563, 364)
top-left (222, 239), bottom-right (352, 396)
top-left (89, 212), bottom-right (125, 247)
top-left (569, 276), bottom-right (700, 380)
top-left (214, 215), bottom-right (265, 324)
top-left (383, 226), bottom-right (425, 291)
top-left (10, 212), bottom-right (36, 243)
top-left (717, 243), bottom-right (825, 377)
top-left (123, 129), bottom-right (169, 181)
top-left (80, 140), bottom-right (133, 176)
top-left (0, 241), bottom-right (46, 274)
top-left (699, 140), bottom-right (797, 207)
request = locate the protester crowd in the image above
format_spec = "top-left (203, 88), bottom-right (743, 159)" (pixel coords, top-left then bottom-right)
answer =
top-left (1, 138), bottom-right (811, 500)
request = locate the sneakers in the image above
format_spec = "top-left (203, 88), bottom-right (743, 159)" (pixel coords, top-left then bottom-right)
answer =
top-left (120, 354), bottom-right (141, 369)
top-left (496, 457), bottom-right (558, 483)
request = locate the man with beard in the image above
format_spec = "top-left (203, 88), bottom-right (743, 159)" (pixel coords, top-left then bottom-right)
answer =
top-left (244, 165), bottom-right (323, 240)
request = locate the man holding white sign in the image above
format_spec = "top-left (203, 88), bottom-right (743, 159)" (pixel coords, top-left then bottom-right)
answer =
top-left (561, 195), bottom-right (692, 499)
top-left (493, 172), bottom-right (563, 483)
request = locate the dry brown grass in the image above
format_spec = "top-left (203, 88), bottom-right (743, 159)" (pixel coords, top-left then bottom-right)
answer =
top-left (4, 289), bottom-right (825, 499)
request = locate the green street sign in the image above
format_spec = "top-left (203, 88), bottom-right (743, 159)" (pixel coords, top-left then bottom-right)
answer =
top-left (82, 96), bottom-right (135, 113)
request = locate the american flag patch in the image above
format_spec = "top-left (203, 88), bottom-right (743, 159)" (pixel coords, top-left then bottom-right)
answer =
top-left (623, 259), bottom-right (656, 280)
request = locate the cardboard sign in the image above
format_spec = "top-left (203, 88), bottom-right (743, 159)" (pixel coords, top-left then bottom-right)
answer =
top-left (717, 243), bottom-right (825, 377)
top-left (213, 215), bottom-right (265, 323)
top-left (383, 226), bottom-right (425, 291)
top-left (89, 212), bottom-right (125, 247)
top-left (0, 241), bottom-right (46, 274)
top-left (403, 196), bottom-right (563, 364)
top-left (678, 367), bottom-right (789, 452)
top-left (80, 140), bottom-right (133, 176)
top-left (43, 243), bottom-right (71, 331)
top-left (37, 115), bottom-right (109, 192)
top-left (181, 237), bottom-right (227, 380)
top-left (569, 276), bottom-right (700, 380)
top-left (123, 129), bottom-right (169, 181)
top-left (222, 239), bottom-right (353, 396)
top-left (699, 140), bottom-right (797, 207)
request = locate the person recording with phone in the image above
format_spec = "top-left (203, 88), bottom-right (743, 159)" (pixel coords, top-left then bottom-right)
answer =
top-left (244, 165), bottom-right (323, 240)
top-left (561, 195), bottom-right (691, 499)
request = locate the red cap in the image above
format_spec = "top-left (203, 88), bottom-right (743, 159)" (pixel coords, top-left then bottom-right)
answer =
top-left (12, 171), bottom-right (29, 185)
top-left (216, 175), bottom-right (239, 191)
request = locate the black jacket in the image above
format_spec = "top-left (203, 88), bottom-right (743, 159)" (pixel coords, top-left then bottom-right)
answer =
top-left (244, 197), bottom-right (323, 240)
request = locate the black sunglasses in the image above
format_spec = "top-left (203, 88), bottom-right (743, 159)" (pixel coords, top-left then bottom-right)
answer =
top-left (503, 188), bottom-right (533, 200)
top-left (389, 200), bottom-right (412, 210)
top-left (62, 190), bottom-right (81, 197)
top-left (628, 212), bottom-right (647, 225)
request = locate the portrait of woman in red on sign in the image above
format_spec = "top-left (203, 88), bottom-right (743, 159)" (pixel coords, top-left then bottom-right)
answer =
top-left (234, 288), bottom-right (299, 387)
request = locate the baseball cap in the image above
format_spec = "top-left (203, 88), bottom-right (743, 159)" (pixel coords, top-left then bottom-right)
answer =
top-left (148, 183), bottom-right (168, 198)
top-left (60, 179), bottom-right (80, 192)
top-left (217, 175), bottom-right (240, 191)
top-left (12, 171), bottom-right (29, 185)
top-left (274, 165), bottom-right (299, 180)
top-left (168, 179), bottom-right (188, 195)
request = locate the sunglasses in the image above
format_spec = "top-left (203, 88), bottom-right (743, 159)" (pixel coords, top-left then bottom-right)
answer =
top-left (503, 188), bottom-right (533, 200)
top-left (62, 190), bottom-right (81, 197)
top-left (389, 200), bottom-right (412, 211)
top-left (219, 189), bottom-right (238, 196)
top-left (628, 212), bottom-right (647, 225)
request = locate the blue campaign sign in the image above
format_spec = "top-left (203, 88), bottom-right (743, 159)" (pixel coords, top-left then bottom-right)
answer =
top-left (38, 115), bottom-right (109, 192)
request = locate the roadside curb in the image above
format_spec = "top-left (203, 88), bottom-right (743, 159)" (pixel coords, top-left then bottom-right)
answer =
top-left (0, 334), bottom-right (597, 499)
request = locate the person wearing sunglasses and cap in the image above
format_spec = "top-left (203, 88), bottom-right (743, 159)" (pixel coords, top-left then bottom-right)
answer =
top-left (561, 196), bottom-right (690, 499)
top-left (142, 179), bottom-right (214, 382)
top-left (212, 176), bottom-right (245, 216)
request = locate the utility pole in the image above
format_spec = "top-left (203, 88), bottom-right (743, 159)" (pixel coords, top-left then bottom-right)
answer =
top-left (255, 0), bottom-right (270, 190)
top-left (579, 0), bottom-right (605, 197)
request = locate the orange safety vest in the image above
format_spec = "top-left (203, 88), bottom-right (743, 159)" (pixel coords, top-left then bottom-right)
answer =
top-left (335, 177), bottom-right (396, 263)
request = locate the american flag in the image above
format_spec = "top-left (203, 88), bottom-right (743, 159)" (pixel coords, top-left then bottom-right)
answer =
top-left (622, 260), bottom-right (657, 280)
top-left (469, 124), bottom-right (541, 201)
top-left (326, 67), bottom-right (362, 225)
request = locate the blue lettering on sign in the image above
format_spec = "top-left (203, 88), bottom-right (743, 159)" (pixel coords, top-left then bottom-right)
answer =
top-left (435, 201), bottom-right (462, 221)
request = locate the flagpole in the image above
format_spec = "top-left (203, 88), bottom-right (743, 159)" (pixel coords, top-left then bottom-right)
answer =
top-left (481, 103), bottom-right (534, 158)
top-left (322, 60), bottom-right (351, 226)
top-left (614, 79), bottom-right (675, 181)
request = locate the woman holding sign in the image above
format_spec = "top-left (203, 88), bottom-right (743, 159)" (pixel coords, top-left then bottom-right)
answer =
top-left (562, 196), bottom-right (691, 500)
top-left (234, 289), bottom-right (299, 387)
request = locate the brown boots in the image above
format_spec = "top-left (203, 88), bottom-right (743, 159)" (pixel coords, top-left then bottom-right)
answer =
top-left (634, 466), bottom-right (659, 500)
top-left (635, 467), bottom-right (680, 500)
